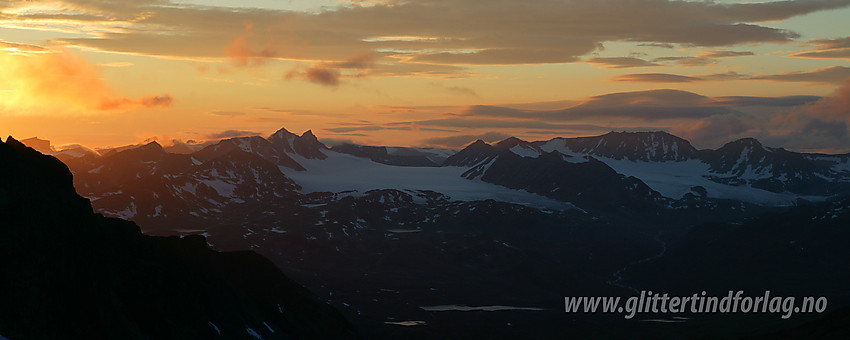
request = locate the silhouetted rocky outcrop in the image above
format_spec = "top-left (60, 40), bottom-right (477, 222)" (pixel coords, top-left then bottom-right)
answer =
top-left (0, 136), bottom-right (358, 340)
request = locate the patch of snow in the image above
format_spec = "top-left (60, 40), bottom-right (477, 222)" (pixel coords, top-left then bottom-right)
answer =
top-left (200, 179), bottom-right (237, 197)
top-left (87, 165), bottom-right (104, 174)
top-left (56, 149), bottom-right (86, 158)
top-left (209, 321), bottom-right (221, 335)
top-left (263, 322), bottom-right (275, 333)
top-left (234, 138), bottom-right (253, 153)
top-left (537, 139), bottom-right (590, 163)
top-left (280, 151), bottom-right (572, 210)
top-left (246, 327), bottom-right (263, 339)
top-left (596, 157), bottom-right (818, 206)
top-left (112, 202), bottom-right (137, 219)
top-left (509, 145), bottom-right (542, 158)
top-left (179, 183), bottom-right (197, 195)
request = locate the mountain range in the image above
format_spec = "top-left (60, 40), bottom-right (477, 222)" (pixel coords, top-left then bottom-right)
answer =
top-left (15, 128), bottom-right (850, 338)
top-left (29, 128), bottom-right (850, 222)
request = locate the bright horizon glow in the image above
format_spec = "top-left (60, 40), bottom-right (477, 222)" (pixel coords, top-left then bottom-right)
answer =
top-left (1, 0), bottom-right (850, 152)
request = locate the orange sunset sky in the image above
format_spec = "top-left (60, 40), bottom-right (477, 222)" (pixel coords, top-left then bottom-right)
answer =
top-left (1, 0), bottom-right (850, 152)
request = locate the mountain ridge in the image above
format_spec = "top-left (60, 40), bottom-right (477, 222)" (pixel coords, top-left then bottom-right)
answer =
top-left (21, 128), bottom-right (850, 211)
top-left (0, 136), bottom-right (359, 339)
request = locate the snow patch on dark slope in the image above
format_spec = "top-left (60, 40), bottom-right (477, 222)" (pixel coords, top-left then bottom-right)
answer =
top-left (535, 131), bottom-right (698, 162)
top-left (452, 132), bottom-right (850, 207)
top-left (279, 148), bottom-right (573, 210)
top-left (330, 143), bottom-right (452, 167)
top-left (446, 147), bottom-right (667, 212)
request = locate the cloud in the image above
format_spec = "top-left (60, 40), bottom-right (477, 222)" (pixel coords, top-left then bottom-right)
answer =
top-left (713, 95), bottom-right (821, 107)
top-left (370, 83), bottom-right (850, 151)
top-left (585, 57), bottom-right (659, 69)
top-left (326, 53), bottom-right (376, 69)
top-left (25, 0), bottom-right (849, 70)
top-left (670, 112), bottom-right (849, 151)
top-left (0, 40), bottom-right (49, 53)
top-left (226, 35), bottom-right (278, 67)
top-left (612, 71), bottom-right (749, 83)
top-left (325, 125), bottom-right (397, 133)
top-left (205, 130), bottom-right (261, 139)
top-left (638, 43), bottom-right (675, 49)
top-left (286, 64), bottom-right (341, 86)
top-left (751, 66), bottom-right (850, 84)
top-left (557, 90), bottom-right (735, 120)
top-left (305, 66), bottom-right (341, 86)
top-left (286, 54), bottom-right (377, 86)
top-left (795, 49), bottom-right (850, 60)
top-left (614, 67), bottom-right (850, 85)
top-left (793, 36), bottom-right (850, 60)
top-left (651, 50), bottom-right (754, 66)
top-left (323, 123), bottom-right (457, 133)
top-left (319, 138), bottom-right (359, 146)
top-left (701, 50), bottom-right (755, 58)
top-left (0, 42), bottom-right (172, 114)
top-left (210, 111), bottom-right (246, 116)
top-left (808, 77), bottom-right (850, 119)
top-left (98, 95), bottom-right (173, 110)
top-left (444, 89), bottom-right (825, 123)
top-left (669, 79), bottom-right (850, 151)
top-left (422, 132), bottom-right (510, 148)
top-left (808, 36), bottom-right (850, 49)
top-left (430, 83), bottom-right (479, 97)
top-left (388, 117), bottom-right (662, 133)
top-left (671, 114), bottom-right (755, 147)
top-left (444, 86), bottom-right (479, 97)
top-left (612, 73), bottom-right (703, 83)
top-left (803, 118), bottom-right (848, 139)
top-left (140, 95), bottom-right (173, 107)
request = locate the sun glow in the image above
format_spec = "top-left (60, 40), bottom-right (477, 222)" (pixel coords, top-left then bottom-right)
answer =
top-left (0, 44), bottom-right (172, 115)
top-left (0, 46), bottom-right (106, 114)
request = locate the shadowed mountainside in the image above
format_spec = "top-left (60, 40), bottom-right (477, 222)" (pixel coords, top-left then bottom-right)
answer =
top-left (0, 136), bottom-right (358, 340)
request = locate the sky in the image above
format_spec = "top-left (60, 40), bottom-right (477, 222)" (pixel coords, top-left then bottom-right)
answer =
top-left (1, 0), bottom-right (850, 152)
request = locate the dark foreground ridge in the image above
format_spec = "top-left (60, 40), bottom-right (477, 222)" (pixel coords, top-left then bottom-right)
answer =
top-left (0, 136), bottom-right (358, 339)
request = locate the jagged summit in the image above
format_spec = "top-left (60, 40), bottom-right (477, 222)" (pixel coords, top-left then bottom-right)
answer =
top-left (293, 129), bottom-right (328, 160)
top-left (102, 140), bottom-right (168, 162)
top-left (140, 140), bottom-right (164, 150)
top-left (719, 137), bottom-right (764, 150)
top-left (20, 137), bottom-right (54, 154)
top-left (267, 126), bottom-right (328, 160)
top-left (494, 137), bottom-right (524, 149)
top-left (443, 140), bottom-right (497, 167)
top-left (467, 139), bottom-right (491, 148)
top-left (494, 137), bottom-right (543, 158)
top-left (270, 126), bottom-right (296, 138)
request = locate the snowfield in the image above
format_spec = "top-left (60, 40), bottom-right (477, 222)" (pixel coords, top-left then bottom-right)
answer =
top-left (597, 158), bottom-right (817, 206)
top-left (280, 150), bottom-right (576, 210)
